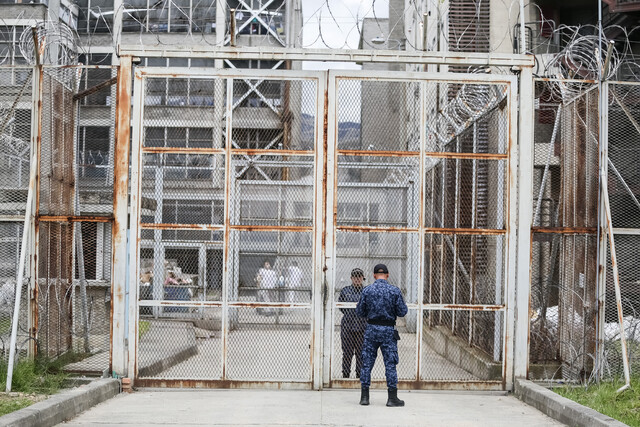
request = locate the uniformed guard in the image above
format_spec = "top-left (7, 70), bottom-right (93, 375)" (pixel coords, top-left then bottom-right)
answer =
top-left (356, 263), bottom-right (408, 407)
top-left (338, 268), bottom-right (367, 378)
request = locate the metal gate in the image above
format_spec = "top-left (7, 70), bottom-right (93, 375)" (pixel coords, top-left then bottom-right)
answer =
top-left (127, 67), bottom-right (517, 390)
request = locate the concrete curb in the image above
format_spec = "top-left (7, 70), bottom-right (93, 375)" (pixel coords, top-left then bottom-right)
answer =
top-left (515, 378), bottom-right (628, 427)
top-left (0, 378), bottom-right (120, 427)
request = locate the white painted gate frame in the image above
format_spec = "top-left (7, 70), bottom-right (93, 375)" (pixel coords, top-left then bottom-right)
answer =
top-left (117, 64), bottom-right (535, 391)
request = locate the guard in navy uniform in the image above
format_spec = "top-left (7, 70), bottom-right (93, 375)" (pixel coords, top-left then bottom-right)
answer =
top-left (338, 268), bottom-right (367, 378)
top-left (356, 264), bottom-right (408, 407)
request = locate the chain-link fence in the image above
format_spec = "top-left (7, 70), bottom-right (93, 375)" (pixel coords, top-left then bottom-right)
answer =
top-left (604, 82), bottom-right (640, 381)
top-left (530, 79), bottom-right (639, 384)
top-left (2, 60), bottom-right (639, 388)
top-left (0, 66), bottom-right (32, 363)
top-left (0, 65), bottom-right (118, 377)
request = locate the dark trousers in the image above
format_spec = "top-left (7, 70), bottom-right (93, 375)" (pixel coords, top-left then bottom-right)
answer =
top-left (341, 329), bottom-right (364, 378)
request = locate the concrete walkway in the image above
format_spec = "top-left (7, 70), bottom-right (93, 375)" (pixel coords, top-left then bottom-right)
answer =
top-left (61, 389), bottom-right (564, 426)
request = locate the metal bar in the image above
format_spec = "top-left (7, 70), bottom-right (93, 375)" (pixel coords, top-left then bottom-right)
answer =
top-left (531, 227), bottom-right (597, 234)
top-left (338, 150), bottom-right (507, 160)
top-left (112, 56), bottom-right (133, 378)
top-left (324, 71), bottom-right (337, 387)
top-left (119, 46), bottom-right (534, 67)
top-left (229, 8), bottom-right (236, 47)
top-left (415, 80), bottom-right (427, 380)
top-left (127, 68), bottom-right (145, 381)
top-left (31, 27), bottom-right (40, 67)
top-left (337, 226), bottom-right (505, 235)
top-left (603, 182), bottom-right (631, 391)
top-left (595, 78), bottom-right (609, 382)
top-left (38, 215), bottom-right (113, 222)
top-left (5, 100), bottom-right (39, 393)
top-left (28, 64), bottom-right (43, 360)
top-left (513, 66), bottom-right (534, 382)
top-left (221, 78), bottom-right (233, 381)
top-left (72, 77), bottom-right (117, 101)
top-left (75, 223), bottom-right (91, 353)
top-left (612, 228), bottom-right (640, 235)
top-left (313, 72), bottom-right (327, 389)
top-left (141, 223), bottom-right (224, 231)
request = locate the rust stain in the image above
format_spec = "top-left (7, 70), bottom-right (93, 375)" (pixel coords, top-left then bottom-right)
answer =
top-left (229, 225), bottom-right (311, 232)
top-left (143, 147), bottom-right (226, 155)
top-left (440, 304), bottom-right (504, 311)
top-left (329, 379), bottom-right (504, 391)
top-left (141, 223), bottom-right (223, 231)
top-left (38, 215), bottom-right (113, 223)
top-left (135, 379), bottom-right (313, 389)
top-left (531, 227), bottom-right (597, 234)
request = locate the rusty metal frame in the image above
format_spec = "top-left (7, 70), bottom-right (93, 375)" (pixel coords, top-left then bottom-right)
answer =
top-left (512, 66), bottom-right (533, 383)
top-left (128, 66), bottom-right (327, 387)
top-left (326, 69), bottom-right (519, 390)
top-left (111, 56), bottom-right (133, 377)
top-left (118, 45), bottom-right (534, 68)
top-left (124, 64), bottom-right (529, 390)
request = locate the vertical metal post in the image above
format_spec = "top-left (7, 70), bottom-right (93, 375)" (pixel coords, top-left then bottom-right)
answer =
top-left (519, 0), bottom-right (526, 54)
top-left (111, 55), bottom-right (132, 377)
top-left (28, 63), bottom-right (43, 359)
top-left (230, 9), bottom-right (237, 47)
top-left (322, 71), bottom-right (336, 388)
top-left (313, 72), bottom-right (328, 389)
top-left (127, 68), bottom-right (145, 380)
top-left (513, 66), bottom-right (534, 382)
top-left (6, 63), bottom-right (41, 392)
top-left (221, 78), bottom-right (233, 380)
top-left (595, 80), bottom-right (608, 382)
top-left (215, 0), bottom-right (226, 69)
top-left (422, 13), bottom-right (428, 51)
top-left (416, 80), bottom-right (427, 380)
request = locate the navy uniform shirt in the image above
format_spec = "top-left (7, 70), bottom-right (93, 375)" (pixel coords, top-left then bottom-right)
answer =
top-left (356, 279), bottom-right (408, 322)
top-left (338, 285), bottom-right (367, 332)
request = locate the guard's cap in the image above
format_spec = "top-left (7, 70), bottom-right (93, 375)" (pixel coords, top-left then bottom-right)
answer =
top-left (373, 264), bottom-right (388, 274)
top-left (351, 268), bottom-right (364, 278)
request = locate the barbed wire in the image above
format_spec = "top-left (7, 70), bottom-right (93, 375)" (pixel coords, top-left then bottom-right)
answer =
top-left (0, 0), bottom-right (639, 84)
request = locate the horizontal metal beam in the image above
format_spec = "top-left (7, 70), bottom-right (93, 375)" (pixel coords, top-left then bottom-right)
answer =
top-left (119, 45), bottom-right (534, 67)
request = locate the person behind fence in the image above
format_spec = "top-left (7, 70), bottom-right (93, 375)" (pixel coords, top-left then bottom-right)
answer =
top-left (286, 261), bottom-right (303, 302)
top-left (255, 260), bottom-right (277, 316)
top-left (338, 268), bottom-right (367, 378)
top-left (356, 263), bottom-right (408, 407)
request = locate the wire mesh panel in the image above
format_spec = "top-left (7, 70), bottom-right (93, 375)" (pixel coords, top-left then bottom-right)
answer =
top-left (421, 309), bottom-right (503, 381)
top-left (605, 82), bottom-right (640, 381)
top-left (0, 66), bottom-right (33, 362)
top-left (424, 233), bottom-right (506, 306)
top-left (337, 79), bottom-right (420, 152)
top-left (39, 69), bottom-right (76, 217)
top-left (331, 74), bottom-right (511, 388)
top-left (28, 66), bottom-right (118, 376)
top-left (134, 70), bottom-right (319, 385)
top-left (76, 67), bottom-right (117, 216)
top-left (530, 80), bottom-right (599, 382)
top-left (0, 66), bottom-right (32, 217)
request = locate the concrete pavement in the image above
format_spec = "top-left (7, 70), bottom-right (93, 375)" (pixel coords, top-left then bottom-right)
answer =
top-left (61, 388), bottom-right (564, 426)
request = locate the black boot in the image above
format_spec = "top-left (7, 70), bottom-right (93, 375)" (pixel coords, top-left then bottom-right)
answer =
top-left (386, 388), bottom-right (404, 407)
top-left (359, 387), bottom-right (369, 406)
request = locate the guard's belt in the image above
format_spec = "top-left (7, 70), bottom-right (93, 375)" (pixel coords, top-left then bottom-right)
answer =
top-left (367, 318), bottom-right (395, 327)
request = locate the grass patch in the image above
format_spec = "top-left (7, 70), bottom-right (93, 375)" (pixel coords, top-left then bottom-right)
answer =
top-left (0, 394), bottom-right (41, 417)
top-left (139, 320), bottom-right (150, 339)
top-left (0, 356), bottom-right (72, 396)
top-left (555, 377), bottom-right (640, 427)
top-left (0, 353), bottom-right (86, 417)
